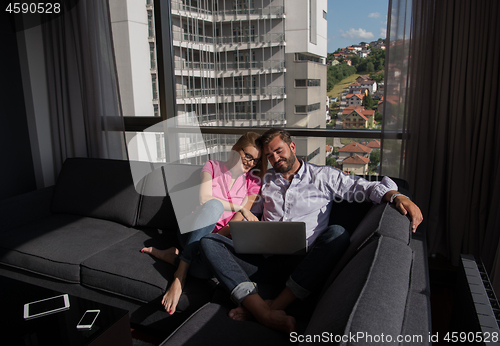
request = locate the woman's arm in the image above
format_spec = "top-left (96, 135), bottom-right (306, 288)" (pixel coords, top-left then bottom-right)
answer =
top-left (199, 171), bottom-right (247, 212)
top-left (217, 194), bottom-right (260, 237)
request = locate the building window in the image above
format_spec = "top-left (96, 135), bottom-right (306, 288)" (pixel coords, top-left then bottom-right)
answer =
top-left (295, 79), bottom-right (321, 87)
top-left (294, 53), bottom-right (321, 63)
top-left (295, 102), bottom-right (321, 113)
top-left (149, 42), bottom-right (156, 69)
top-left (323, 10), bottom-right (327, 20)
top-left (147, 10), bottom-right (154, 38)
top-left (151, 74), bottom-right (158, 100)
top-left (307, 147), bottom-right (320, 161)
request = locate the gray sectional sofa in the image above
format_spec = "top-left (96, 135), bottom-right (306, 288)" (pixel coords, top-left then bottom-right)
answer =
top-left (0, 157), bottom-right (431, 344)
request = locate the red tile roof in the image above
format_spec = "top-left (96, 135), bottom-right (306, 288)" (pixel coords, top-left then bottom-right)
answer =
top-left (342, 107), bottom-right (374, 120)
top-left (346, 94), bottom-right (364, 100)
top-left (366, 140), bottom-right (381, 148)
top-left (338, 141), bottom-right (372, 154)
top-left (357, 75), bottom-right (370, 81)
top-left (342, 154), bottom-right (370, 165)
top-left (361, 110), bottom-right (375, 116)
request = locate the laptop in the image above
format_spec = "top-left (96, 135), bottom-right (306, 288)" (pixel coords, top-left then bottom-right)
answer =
top-left (229, 221), bottom-right (307, 255)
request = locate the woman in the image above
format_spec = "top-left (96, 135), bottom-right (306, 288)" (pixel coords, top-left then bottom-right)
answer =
top-left (141, 132), bottom-right (266, 314)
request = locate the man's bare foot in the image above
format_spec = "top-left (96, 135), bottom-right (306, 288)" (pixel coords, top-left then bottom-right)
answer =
top-left (162, 277), bottom-right (183, 314)
top-left (256, 309), bottom-right (296, 333)
top-left (229, 300), bottom-right (273, 321)
top-left (229, 306), bottom-right (253, 321)
top-left (141, 246), bottom-right (179, 265)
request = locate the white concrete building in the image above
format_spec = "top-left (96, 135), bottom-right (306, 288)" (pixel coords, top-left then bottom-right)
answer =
top-left (111, 0), bottom-right (328, 165)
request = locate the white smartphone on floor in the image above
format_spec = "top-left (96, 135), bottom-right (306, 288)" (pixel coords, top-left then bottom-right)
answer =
top-left (76, 309), bottom-right (100, 330)
top-left (23, 294), bottom-right (70, 320)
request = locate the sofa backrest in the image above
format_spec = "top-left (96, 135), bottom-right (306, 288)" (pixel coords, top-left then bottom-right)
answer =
top-left (321, 203), bottom-right (411, 300)
top-left (135, 164), bottom-right (202, 229)
top-left (51, 158), bottom-right (141, 227)
top-left (304, 235), bottom-right (413, 343)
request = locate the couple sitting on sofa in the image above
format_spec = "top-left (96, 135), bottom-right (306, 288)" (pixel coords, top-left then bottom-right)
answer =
top-left (141, 128), bottom-right (423, 333)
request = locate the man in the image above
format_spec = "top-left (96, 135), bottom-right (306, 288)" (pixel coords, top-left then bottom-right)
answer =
top-left (199, 129), bottom-right (423, 333)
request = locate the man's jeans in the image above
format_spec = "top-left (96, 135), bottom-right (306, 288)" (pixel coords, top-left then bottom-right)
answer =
top-left (177, 199), bottom-right (224, 265)
top-left (199, 224), bottom-right (350, 305)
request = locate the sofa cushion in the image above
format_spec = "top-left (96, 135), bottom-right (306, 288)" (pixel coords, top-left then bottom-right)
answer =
top-left (80, 229), bottom-right (178, 302)
top-left (304, 236), bottom-right (413, 341)
top-left (0, 214), bottom-right (138, 283)
top-left (51, 158), bottom-right (141, 227)
top-left (160, 303), bottom-right (288, 346)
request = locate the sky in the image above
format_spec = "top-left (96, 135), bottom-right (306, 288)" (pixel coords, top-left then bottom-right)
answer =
top-left (326, 0), bottom-right (389, 53)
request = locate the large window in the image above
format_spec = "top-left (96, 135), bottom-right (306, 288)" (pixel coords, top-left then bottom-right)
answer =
top-left (116, 0), bottom-right (393, 172)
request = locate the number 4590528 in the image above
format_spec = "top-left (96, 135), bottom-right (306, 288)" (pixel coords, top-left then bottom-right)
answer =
top-left (5, 3), bottom-right (61, 14)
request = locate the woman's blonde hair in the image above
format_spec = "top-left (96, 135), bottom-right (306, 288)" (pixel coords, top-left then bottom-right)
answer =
top-left (231, 132), bottom-right (267, 178)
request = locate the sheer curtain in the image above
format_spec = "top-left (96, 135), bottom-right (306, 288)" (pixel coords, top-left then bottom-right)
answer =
top-left (389, 0), bottom-right (500, 291)
top-left (42, 0), bottom-right (127, 173)
top-left (380, 0), bottom-right (412, 179)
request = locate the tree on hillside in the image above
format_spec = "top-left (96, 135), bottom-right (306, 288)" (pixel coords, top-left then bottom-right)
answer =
top-left (369, 150), bottom-right (380, 173)
top-left (366, 62), bottom-right (375, 73)
top-left (362, 94), bottom-right (375, 110)
top-left (326, 63), bottom-right (357, 91)
top-left (326, 157), bottom-right (337, 168)
top-left (369, 71), bottom-right (385, 83)
top-left (356, 48), bottom-right (385, 73)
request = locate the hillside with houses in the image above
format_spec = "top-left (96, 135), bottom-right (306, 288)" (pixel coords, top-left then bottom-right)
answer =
top-left (324, 40), bottom-right (386, 174)
top-left (326, 40), bottom-right (386, 131)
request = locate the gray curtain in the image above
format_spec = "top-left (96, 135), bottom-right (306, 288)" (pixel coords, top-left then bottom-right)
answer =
top-left (43, 0), bottom-right (127, 173)
top-left (400, 0), bottom-right (500, 290)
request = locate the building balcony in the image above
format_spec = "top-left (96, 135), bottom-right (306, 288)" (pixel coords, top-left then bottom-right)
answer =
top-left (214, 6), bottom-right (285, 21)
top-left (170, 2), bottom-right (284, 20)
top-left (171, 1), bottom-right (212, 18)
top-left (172, 32), bottom-right (285, 51)
top-left (174, 60), bottom-right (285, 72)
top-left (216, 33), bottom-right (284, 45)
top-left (177, 112), bottom-right (286, 126)
top-left (176, 86), bottom-right (286, 100)
top-left (172, 32), bottom-right (215, 45)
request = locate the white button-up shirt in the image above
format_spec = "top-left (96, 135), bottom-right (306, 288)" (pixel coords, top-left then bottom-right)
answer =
top-left (254, 161), bottom-right (398, 247)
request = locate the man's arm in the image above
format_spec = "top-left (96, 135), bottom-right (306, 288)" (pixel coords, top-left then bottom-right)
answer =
top-left (383, 190), bottom-right (423, 233)
top-left (326, 167), bottom-right (423, 232)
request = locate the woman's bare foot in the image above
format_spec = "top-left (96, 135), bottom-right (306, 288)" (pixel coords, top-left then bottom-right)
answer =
top-left (162, 277), bottom-right (183, 314)
top-left (141, 246), bottom-right (179, 265)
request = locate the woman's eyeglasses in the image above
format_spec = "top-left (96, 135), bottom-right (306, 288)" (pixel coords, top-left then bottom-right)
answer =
top-left (241, 149), bottom-right (260, 165)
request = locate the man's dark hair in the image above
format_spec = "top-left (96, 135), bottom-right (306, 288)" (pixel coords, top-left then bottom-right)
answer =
top-left (260, 128), bottom-right (292, 146)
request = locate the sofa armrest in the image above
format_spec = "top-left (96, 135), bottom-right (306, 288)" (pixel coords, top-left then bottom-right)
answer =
top-left (0, 186), bottom-right (55, 232)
